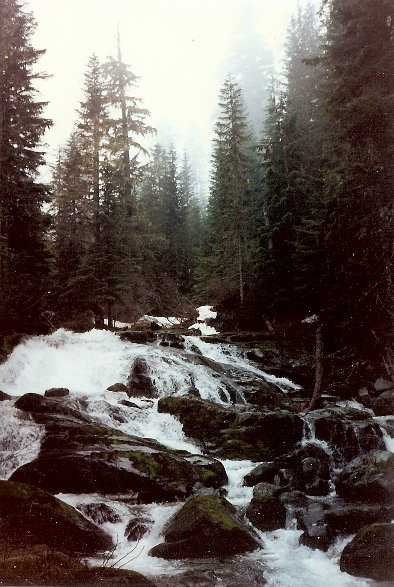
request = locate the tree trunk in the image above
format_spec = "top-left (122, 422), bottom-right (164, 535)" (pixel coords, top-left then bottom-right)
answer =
top-left (308, 320), bottom-right (323, 411)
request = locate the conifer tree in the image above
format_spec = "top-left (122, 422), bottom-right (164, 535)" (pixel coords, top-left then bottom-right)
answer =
top-left (317, 0), bottom-right (393, 372)
top-left (200, 76), bottom-right (254, 306)
top-left (0, 0), bottom-right (51, 329)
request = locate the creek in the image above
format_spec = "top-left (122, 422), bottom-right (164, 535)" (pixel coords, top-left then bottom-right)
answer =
top-left (0, 326), bottom-right (392, 586)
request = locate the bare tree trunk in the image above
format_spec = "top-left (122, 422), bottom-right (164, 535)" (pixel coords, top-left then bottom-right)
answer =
top-left (238, 233), bottom-right (244, 305)
top-left (308, 320), bottom-right (323, 411)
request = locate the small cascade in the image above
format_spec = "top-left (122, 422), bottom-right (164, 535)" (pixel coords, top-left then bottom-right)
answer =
top-left (0, 402), bottom-right (45, 479)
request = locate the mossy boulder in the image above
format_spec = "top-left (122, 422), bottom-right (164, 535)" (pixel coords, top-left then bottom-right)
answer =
top-left (11, 402), bottom-right (227, 501)
top-left (335, 450), bottom-right (394, 503)
top-left (0, 480), bottom-right (112, 555)
top-left (158, 394), bottom-right (238, 443)
top-left (158, 394), bottom-right (303, 461)
top-left (340, 523), bottom-right (394, 581)
top-left (246, 482), bottom-right (286, 531)
top-left (0, 544), bottom-right (155, 586)
top-left (149, 495), bottom-right (260, 559)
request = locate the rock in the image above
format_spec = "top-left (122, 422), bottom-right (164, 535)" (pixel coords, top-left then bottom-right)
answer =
top-left (149, 495), bottom-right (260, 559)
top-left (244, 462), bottom-right (284, 487)
top-left (125, 510), bottom-right (151, 541)
top-left (0, 390), bottom-right (11, 401)
top-left (158, 394), bottom-right (238, 444)
top-left (10, 413), bottom-right (227, 502)
top-left (325, 504), bottom-right (394, 536)
top-left (298, 500), bottom-right (333, 551)
top-left (371, 389), bottom-right (394, 416)
top-left (107, 382), bottom-right (130, 394)
top-left (335, 450), bottom-right (394, 503)
top-left (373, 378), bottom-right (394, 392)
top-left (14, 392), bottom-right (89, 422)
top-left (340, 523), bottom-right (394, 581)
top-left (44, 387), bottom-right (69, 398)
top-left (306, 407), bottom-right (385, 465)
top-left (127, 357), bottom-right (158, 398)
top-left (158, 394), bottom-right (303, 461)
top-left (158, 332), bottom-right (185, 349)
top-left (118, 330), bottom-right (157, 344)
top-left (246, 482), bottom-right (286, 531)
top-left (286, 444), bottom-right (331, 496)
top-left (77, 502), bottom-right (121, 525)
top-left (0, 480), bottom-right (112, 555)
top-left (74, 567), bottom-right (156, 586)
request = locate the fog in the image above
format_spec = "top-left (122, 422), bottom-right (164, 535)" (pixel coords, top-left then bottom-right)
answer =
top-left (28, 0), bottom-right (319, 191)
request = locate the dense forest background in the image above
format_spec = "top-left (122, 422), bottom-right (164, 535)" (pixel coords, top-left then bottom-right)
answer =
top-left (0, 0), bottom-right (392, 390)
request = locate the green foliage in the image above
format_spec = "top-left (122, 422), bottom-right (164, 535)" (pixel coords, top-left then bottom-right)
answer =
top-left (0, 0), bottom-right (52, 331)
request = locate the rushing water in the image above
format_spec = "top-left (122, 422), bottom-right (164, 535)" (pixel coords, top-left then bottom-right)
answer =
top-left (0, 327), bottom-right (390, 586)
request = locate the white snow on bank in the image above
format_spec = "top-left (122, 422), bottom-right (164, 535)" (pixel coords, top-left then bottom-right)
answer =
top-left (188, 305), bottom-right (218, 335)
top-left (138, 315), bottom-right (184, 328)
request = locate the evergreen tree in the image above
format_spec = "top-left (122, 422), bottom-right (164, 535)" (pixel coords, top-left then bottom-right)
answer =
top-left (0, 0), bottom-right (51, 329)
top-left (200, 76), bottom-right (254, 306)
top-left (316, 0), bottom-right (393, 372)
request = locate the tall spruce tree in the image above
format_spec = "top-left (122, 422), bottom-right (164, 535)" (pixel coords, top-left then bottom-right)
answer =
top-left (317, 0), bottom-right (393, 374)
top-left (200, 76), bottom-right (254, 306)
top-left (0, 0), bottom-right (51, 330)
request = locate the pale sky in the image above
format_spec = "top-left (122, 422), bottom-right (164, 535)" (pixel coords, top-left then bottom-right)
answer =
top-left (28, 0), bottom-right (319, 191)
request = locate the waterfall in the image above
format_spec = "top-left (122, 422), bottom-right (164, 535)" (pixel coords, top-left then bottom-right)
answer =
top-left (0, 327), bottom-right (392, 586)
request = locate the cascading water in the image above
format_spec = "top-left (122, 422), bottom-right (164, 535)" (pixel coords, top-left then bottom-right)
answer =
top-left (0, 327), bottom-right (391, 586)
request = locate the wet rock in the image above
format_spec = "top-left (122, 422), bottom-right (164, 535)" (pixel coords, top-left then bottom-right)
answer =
top-left (306, 407), bottom-right (385, 465)
top-left (298, 500), bottom-right (333, 551)
top-left (74, 567), bottom-right (156, 586)
top-left (246, 482), bottom-right (286, 531)
top-left (0, 480), bottom-right (112, 555)
top-left (286, 444), bottom-right (331, 496)
top-left (371, 389), bottom-right (394, 416)
top-left (125, 511), bottom-right (151, 541)
top-left (373, 378), bottom-right (394, 393)
top-left (77, 502), bottom-right (121, 525)
top-left (158, 332), bottom-right (185, 349)
top-left (0, 390), bottom-right (11, 401)
top-left (118, 330), bottom-right (157, 344)
top-left (149, 495), bottom-right (260, 559)
top-left (325, 504), bottom-right (394, 536)
top-left (107, 382), bottom-right (130, 394)
top-left (158, 395), bottom-right (303, 461)
top-left (340, 523), bottom-right (394, 581)
top-left (127, 357), bottom-right (158, 398)
top-left (44, 387), bottom-right (69, 398)
top-left (14, 392), bottom-right (89, 422)
top-left (158, 394), bottom-right (238, 444)
top-left (243, 461), bottom-right (285, 487)
top-left (335, 450), bottom-right (394, 503)
top-left (10, 414), bottom-right (227, 502)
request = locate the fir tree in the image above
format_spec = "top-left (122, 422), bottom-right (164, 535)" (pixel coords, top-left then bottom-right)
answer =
top-left (0, 0), bottom-right (51, 329)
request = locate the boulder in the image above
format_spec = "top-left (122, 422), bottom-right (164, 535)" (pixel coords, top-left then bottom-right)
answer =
top-left (127, 357), bottom-right (158, 397)
top-left (0, 390), bottom-right (12, 401)
top-left (306, 407), bottom-right (385, 465)
top-left (340, 523), bottom-right (394, 581)
top-left (298, 500), bottom-right (333, 551)
top-left (325, 504), bottom-right (394, 536)
top-left (10, 411), bottom-right (227, 502)
top-left (246, 482), bottom-right (287, 531)
top-left (118, 330), bottom-right (157, 344)
top-left (0, 480), bottom-right (112, 555)
top-left (371, 389), bottom-right (394, 416)
top-left (77, 502), bottom-right (121, 525)
top-left (286, 444), bottom-right (331, 496)
top-left (158, 394), bottom-right (238, 444)
top-left (244, 461), bottom-right (285, 487)
top-left (107, 382), bottom-right (131, 394)
top-left (44, 387), bottom-right (69, 398)
top-left (335, 450), bottom-right (394, 503)
top-left (158, 395), bottom-right (303, 461)
top-left (14, 392), bottom-right (89, 423)
top-left (74, 567), bottom-right (156, 586)
top-left (149, 495), bottom-right (260, 559)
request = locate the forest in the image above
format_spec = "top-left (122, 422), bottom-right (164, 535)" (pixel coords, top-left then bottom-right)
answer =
top-left (0, 0), bottom-right (393, 392)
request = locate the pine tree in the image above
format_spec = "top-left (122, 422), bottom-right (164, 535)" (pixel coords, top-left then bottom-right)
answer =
top-left (0, 0), bottom-right (52, 329)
